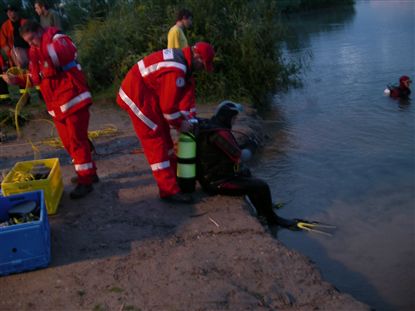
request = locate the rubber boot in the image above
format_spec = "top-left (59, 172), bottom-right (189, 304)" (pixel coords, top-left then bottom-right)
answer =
top-left (70, 184), bottom-right (93, 199)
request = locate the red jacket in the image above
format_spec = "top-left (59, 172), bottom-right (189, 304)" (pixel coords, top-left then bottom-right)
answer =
top-left (0, 18), bottom-right (27, 65)
top-left (28, 27), bottom-right (92, 120)
top-left (136, 47), bottom-right (196, 128)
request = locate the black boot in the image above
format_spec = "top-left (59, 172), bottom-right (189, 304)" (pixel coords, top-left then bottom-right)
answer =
top-left (70, 184), bottom-right (93, 199)
top-left (71, 174), bottom-right (99, 184)
top-left (266, 214), bottom-right (297, 228)
top-left (162, 192), bottom-right (193, 204)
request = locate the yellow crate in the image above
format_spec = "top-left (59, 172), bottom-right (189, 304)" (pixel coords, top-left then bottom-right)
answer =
top-left (1, 158), bottom-right (63, 215)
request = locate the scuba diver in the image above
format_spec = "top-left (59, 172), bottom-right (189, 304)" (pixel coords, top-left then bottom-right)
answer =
top-left (195, 100), bottom-right (335, 234)
top-left (385, 75), bottom-right (412, 99)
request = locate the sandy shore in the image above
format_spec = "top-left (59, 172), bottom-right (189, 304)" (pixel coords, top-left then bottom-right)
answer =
top-left (0, 101), bottom-right (370, 310)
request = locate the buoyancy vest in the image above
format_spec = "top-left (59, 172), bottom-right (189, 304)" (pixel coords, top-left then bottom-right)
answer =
top-left (390, 85), bottom-right (411, 99)
top-left (196, 118), bottom-right (242, 187)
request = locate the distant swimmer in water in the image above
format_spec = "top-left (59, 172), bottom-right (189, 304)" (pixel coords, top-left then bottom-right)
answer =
top-left (384, 75), bottom-right (412, 99)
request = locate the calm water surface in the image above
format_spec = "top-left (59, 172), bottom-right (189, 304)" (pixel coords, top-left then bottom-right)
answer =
top-left (256, 1), bottom-right (414, 310)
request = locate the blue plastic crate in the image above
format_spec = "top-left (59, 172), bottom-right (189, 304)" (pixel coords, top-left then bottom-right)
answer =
top-left (0, 190), bottom-right (51, 276)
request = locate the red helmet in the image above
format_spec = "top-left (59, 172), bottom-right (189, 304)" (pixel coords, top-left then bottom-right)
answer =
top-left (193, 42), bottom-right (215, 72)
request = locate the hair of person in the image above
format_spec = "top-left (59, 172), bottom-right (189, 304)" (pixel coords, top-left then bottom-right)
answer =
top-left (19, 20), bottom-right (43, 36)
top-left (176, 9), bottom-right (192, 22)
top-left (34, 0), bottom-right (49, 9)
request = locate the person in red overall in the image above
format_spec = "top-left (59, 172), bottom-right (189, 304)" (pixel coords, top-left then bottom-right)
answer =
top-left (117, 42), bottom-right (215, 203)
top-left (3, 20), bottom-right (98, 199)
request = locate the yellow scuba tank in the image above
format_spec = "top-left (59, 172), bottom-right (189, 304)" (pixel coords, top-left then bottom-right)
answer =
top-left (177, 132), bottom-right (197, 193)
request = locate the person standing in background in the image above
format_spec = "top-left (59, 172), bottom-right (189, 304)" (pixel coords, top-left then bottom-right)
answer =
top-left (34, 0), bottom-right (62, 30)
top-left (167, 9), bottom-right (193, 49)
top-left (0, 4), bottom-right (28, 104)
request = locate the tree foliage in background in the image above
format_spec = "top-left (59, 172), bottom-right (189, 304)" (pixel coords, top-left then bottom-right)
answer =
top-left (0, 0), bottom-right (353, 108)
top-left (72, 0), bottom-right (170, 93)
top-left (182, 0), bottom-right (298, 106)
top-left (73, 0), bottom-right (297, 108)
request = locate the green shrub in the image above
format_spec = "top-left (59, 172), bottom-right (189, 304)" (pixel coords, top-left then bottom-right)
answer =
top-left (72, 0), bottom-right (300, 108)
top-left (73, 1), bottom-right (169, 91)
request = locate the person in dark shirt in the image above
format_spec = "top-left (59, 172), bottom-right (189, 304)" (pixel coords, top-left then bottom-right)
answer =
top-left (34, 0), bottom-right (62, 30)
top-left (386, 75), bottom-right (411, 99)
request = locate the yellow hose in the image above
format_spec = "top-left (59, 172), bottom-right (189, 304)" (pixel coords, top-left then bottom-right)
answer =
top-left (10, 170), bottom-right (35, 182)
top-left (6, 67), bottom-right (31, 138)
top-left (27, 139), bottom-right (41, 160)
top-left (41, 124), bottom-right (118, 148)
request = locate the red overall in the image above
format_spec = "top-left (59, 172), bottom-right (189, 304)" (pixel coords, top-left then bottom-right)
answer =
top-left (28, 27), bottom-right (96, 184)
top-left (0, 18), bottom-right (28, 99)
top-left (116, 47), bottom-right (196, 197)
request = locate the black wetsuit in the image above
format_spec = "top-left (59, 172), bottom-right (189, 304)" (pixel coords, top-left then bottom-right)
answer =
top-left (390, 85), bottom-right (411, 99)
top-left (196, 117), bottom-right (278, 222)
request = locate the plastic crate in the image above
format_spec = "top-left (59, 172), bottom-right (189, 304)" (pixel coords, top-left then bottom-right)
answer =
top-left (1, 158), bottom-right (63, 215)
top-left (0, 190), bottom-right (51, 276)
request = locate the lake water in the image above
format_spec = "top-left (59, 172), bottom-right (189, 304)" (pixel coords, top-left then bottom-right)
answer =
top-left (256, 1), bottom-right (414, 310)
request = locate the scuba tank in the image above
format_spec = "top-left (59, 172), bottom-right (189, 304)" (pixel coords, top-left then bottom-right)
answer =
top-left (177, 131), bottom-right (197, 193)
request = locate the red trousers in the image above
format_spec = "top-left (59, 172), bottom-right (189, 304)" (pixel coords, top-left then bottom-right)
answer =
top-left (127, 109), bottom-right (180, 197)
top-left (54, 106), bottom-right (96, 184)
top-left (117, 67), bottom-right (180, 198)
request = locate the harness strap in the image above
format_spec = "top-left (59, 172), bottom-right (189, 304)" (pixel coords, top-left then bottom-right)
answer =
top-left (61, 60), bottom-right (78, 71)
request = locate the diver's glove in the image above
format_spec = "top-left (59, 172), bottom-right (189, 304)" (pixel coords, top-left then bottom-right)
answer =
top-left (240, 148), bottom-right (253, 162)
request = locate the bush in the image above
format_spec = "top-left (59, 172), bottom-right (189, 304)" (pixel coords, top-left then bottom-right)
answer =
top-left (73, 0), bottom-right (299, 108)
top-left (73, 1), bottom-right (169, 90)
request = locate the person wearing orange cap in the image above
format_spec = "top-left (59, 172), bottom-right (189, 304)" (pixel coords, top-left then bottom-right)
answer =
top-left (386, 75), bottom-right (412, 99)
top-left (116, 42), bottom-right (215, 203)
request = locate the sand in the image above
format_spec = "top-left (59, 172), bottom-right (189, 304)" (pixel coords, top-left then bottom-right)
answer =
top-left (0, 101), bottom-right (370, 311)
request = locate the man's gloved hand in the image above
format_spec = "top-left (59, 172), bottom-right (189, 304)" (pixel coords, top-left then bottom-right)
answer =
top-left (240, 138), bottom-right (258, 155)
top-left (238, 164), bottom-right (252, 177)
top-left (240, 148), bottom-right (253, 162)
top-left (180, 119), bottom-right (193, 133)
top-left (180, 118), bottom-right (198, 133)
top-left (1, 72), bottom-right (17, 85)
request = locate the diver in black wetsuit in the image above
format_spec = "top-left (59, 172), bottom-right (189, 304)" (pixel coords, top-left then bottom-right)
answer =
top-left (387, 75), bottom-right (411, 99)
top-left (196, 100), bottom-right (290, 225)
top-left (195, 100), bottom-right (336, 234)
